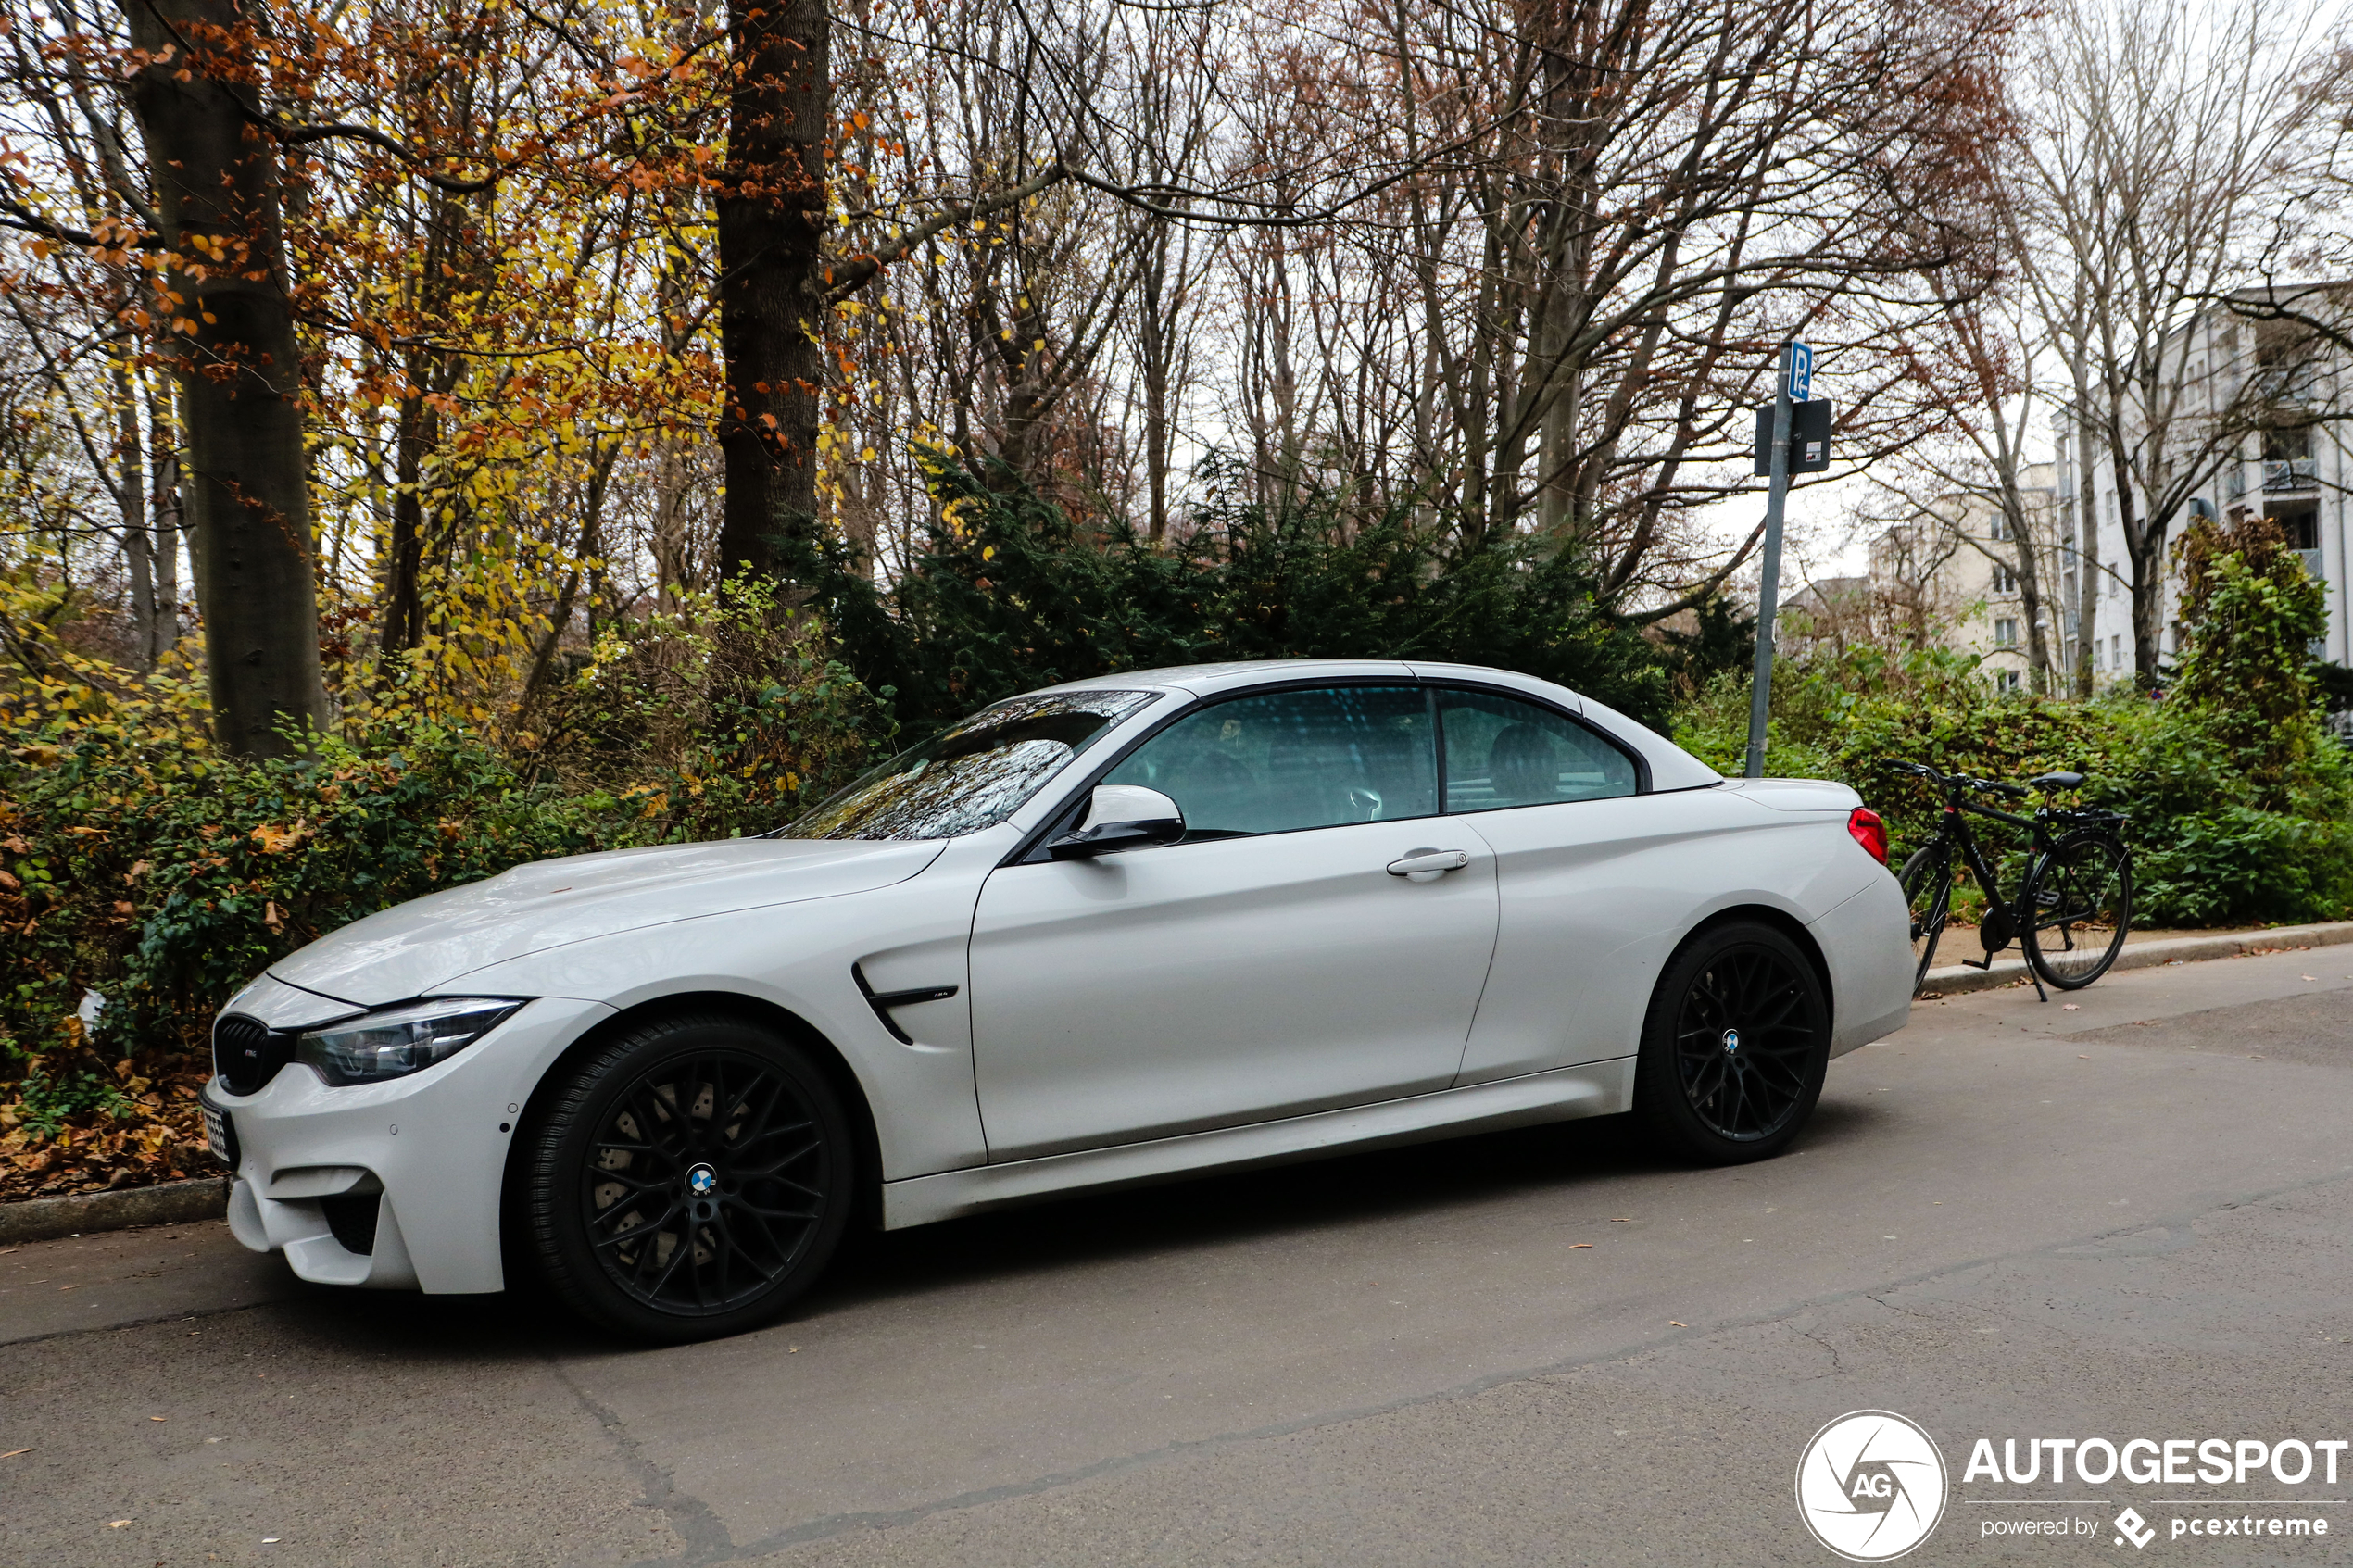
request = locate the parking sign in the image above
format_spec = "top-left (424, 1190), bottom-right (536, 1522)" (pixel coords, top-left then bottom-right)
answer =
top-left (1788, 342), bottom-right (1812, 403)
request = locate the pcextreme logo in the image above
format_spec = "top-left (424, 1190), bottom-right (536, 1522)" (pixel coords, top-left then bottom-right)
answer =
top-left (1796, 1410), bottom-right (1950, 1562)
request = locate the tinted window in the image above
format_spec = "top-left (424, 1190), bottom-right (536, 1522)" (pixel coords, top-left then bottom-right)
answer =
top-left (786, 690), bottom-right (1153, 840)
top-left (1101, 685), bottom-right (1437, 837)
top-left (1438, 688), bottom-right (1637, 811)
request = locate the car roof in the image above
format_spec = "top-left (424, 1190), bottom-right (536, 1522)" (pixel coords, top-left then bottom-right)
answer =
top-left (1026, 659), bottom-right (1723, 792)
top-left (1040, 659), bottom-right (1416, 696)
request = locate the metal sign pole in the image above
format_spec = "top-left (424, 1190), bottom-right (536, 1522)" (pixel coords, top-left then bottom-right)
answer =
top-left (1743, 342), bottom-right (1804, 779)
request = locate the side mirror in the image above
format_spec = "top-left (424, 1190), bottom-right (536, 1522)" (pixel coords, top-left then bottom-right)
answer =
top-left (1047, 784), bottom-right (1186, 859)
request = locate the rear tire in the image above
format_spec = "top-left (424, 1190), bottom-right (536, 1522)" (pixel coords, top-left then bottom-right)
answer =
top-left (1634, 922), bottom-right (1831, 1165)
top-left (2023, 834), bottom-right (2133, 990)
top-left (524, 1013), bottom-right (854, 1343)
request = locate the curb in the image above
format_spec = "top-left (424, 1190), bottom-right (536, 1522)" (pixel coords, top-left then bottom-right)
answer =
top-left (0, 1175), bottom-right (230, 1248)
top-left (1918, 920), bottom-right (2353, 999)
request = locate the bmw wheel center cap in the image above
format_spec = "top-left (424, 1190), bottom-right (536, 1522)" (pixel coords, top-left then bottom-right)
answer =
top-left (686, 1163), bottom-right (718, 1197)
top-left (1723, 1028), bottom-right (1742, 1054)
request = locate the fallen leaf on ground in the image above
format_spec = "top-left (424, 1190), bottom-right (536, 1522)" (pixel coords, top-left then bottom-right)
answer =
top-left (1568, 1243), bottom-right (1593, 1249)
top-left (107, 1520), bottom-right (129, 1528)
top-left (1668, 1321), bottom-right (1686, 1328)
top-left (0, 1448), bottom-right (31, 1459)
top-left (149, 1415), bottom-right (165, 1422)
top-left (2061, 1003), bottom-right (2079, 1010)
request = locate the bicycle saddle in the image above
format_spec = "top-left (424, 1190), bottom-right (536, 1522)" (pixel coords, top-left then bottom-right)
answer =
top-left (2028, 771), bottom-right (2085, 790)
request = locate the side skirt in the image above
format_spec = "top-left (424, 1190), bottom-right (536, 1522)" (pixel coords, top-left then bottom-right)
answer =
top-left (880, 1058), bottom-right (1638, 1231)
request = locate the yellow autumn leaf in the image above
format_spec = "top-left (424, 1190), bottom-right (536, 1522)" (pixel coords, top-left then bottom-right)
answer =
top-left (250, 822), bottom-right (308, 854)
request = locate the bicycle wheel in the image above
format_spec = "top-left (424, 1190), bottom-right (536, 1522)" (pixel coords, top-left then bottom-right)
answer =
top-left (2023, 834), bottom-right (2133, 989)
top-left (1897, 840), bottom-right (1955, 992)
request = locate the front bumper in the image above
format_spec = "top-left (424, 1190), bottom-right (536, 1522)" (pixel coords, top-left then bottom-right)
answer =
top-left (203, 995), bottom-right (615, 1293)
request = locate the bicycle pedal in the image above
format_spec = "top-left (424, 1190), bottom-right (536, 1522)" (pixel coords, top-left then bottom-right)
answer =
top-left (1961, 957), bottom-right (1991, 971)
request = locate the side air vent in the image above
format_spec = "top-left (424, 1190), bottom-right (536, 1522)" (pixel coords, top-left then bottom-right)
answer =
top-left (213, 1014), bottom-right (296, 1096)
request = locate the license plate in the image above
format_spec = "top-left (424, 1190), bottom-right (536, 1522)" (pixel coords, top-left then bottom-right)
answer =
top-left (202, 1103), bottom-right (233, 1167)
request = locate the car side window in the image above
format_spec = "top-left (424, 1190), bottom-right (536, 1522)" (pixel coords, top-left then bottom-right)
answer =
top-left (1101, 685), bottom-right (1437, 837)
top-left (1438, 688), bottom-right (1637, 811)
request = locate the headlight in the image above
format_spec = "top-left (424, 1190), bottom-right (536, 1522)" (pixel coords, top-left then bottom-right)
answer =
top-left (296, 997), bottom-right (524, 1085)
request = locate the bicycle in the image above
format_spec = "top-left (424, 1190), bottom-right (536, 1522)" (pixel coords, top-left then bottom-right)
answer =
top-left (1889, 761), bottom-right (2133, 999)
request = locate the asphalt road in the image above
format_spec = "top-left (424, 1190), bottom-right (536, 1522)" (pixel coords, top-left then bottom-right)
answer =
top-left (3, 947), bottom-right (2349, 1567)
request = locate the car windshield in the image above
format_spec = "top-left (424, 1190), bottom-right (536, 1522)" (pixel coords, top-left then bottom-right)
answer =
top-left (781, 690), bottom-right (1155, 840)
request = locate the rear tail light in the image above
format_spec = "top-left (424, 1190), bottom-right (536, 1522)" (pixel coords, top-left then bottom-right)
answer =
top-left (1847, 807), bottom-right (1889, 865)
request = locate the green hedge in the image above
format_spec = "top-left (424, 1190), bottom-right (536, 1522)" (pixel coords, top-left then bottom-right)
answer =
top-left (792, 455), bottom-right (1673, 732)
top-left (2, 596), bottom-right (878, 1116)
top-left (1674, 645), bottom-right (2353, 928)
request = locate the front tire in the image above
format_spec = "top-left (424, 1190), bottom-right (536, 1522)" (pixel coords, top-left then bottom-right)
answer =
top-left (1897, 840), bottom-right (1953, 992)
top-left (524, 1013), bottom-right (854, 1342)
top-left (1634, 922), bottom-right (1831, 1165)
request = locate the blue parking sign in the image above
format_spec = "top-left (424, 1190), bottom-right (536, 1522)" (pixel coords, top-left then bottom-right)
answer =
top-left (1787, 342), bottom-right (1812, 402)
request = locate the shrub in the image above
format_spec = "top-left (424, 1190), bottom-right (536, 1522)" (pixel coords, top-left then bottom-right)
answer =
top-left (793, 452), bottom-right (1675, 733)
top-left (1, 590), bottom-right (880, 1196)
top-left (1674, 641), bottom-right (2353, 928)
top-left (2171, 514), bottom-right (2332, 809)
top-left (521, 579), bottom-right (883, 840)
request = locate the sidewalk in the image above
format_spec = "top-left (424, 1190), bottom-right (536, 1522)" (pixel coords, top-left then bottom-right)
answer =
top-left (1918, 919), bottom-right (2353, 997)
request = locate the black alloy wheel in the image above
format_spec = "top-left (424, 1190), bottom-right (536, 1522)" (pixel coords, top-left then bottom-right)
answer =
top-left (525, 1014), bottom-right (853, 1341)
top-left (1635, 922), bottom-right (1831, 1164)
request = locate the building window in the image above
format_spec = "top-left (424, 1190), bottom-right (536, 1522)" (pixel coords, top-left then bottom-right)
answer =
top-left (1989, 513), bottom-right (2011, 542)
top-left (1994, 669), bottom-right (2021, 693)
top-left (2262, 432), bottom-right (2318, 492)
top-left (1991, 562), bottom-right (2018, 595)
top-left (1994, 618), bottom-right (2019, 648)
top-left (2269, 499), bottom-right (2319, 550)
top-left (2111, 633), bottom-right (2123, 670)
top-left (2261, 424), bottom-right (2313, 461)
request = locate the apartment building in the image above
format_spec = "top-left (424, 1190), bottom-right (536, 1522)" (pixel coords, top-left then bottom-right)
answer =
top-left (2054, 295), bottom-right (2351, 681)
top-left (1861, 463), bottom-right (2061, 689)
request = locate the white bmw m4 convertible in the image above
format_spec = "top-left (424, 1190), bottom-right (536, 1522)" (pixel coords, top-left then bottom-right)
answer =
top-left (202, 659), bottom-right (1913, 1339)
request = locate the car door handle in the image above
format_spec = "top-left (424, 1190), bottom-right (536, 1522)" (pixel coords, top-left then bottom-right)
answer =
top-left (1387, 848), bottom-right (1471, 876)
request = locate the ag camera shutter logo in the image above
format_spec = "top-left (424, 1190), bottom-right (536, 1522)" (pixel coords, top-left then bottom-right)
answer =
top-left (1796, 1410), bottom-right (1948, 1561)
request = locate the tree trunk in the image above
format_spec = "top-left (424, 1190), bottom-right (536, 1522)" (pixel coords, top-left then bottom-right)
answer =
top-left (382, 390), bottom-right (429, 655)
top-left (1138, 219), bottom-right (1176, 545)
top-left (2129, 521), bottom-right (2167, 683)
top-left (2107, 445), bottom-right (2161, 687)
top-left (2072, 416), bottom-right (2100, 697)
top-left (715, 0), bottom-right (830, 586)
top-left (108, 347), bottom-right (159, 666)
top-left (122, 0), bottom-right (326, 756)
top-left (148, 380), bottom-right (182, 661)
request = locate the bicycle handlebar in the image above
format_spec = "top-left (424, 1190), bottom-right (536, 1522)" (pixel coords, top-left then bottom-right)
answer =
top-left (1886, 760), bottom-right (2032, 800)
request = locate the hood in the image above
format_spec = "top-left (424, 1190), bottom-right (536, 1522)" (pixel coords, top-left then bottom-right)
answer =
top-left (270, 836), bottom-right (946, 1006)
top-left (1715, 777), bottom-right (1863, 814)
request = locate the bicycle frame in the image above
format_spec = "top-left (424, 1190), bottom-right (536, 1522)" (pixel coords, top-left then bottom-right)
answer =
top-left (1922, 793), bottom-right (2060, 1000)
